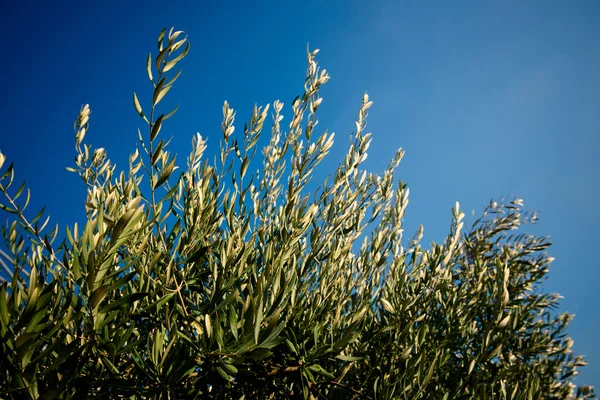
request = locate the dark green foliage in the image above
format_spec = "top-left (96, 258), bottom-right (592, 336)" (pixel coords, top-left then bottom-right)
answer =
top-left (0, 28), bottom-right (594, 399)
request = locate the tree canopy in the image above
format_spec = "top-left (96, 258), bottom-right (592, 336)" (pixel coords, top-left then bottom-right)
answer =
top-left (0, 28), bottom-right (594, 399)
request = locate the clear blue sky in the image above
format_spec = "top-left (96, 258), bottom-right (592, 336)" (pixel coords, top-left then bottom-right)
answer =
top-left (1, 0), bottom-right (598, 388)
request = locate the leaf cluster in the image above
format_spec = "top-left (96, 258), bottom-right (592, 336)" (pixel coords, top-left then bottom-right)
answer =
top-left (0, 28), bottom-right (595, 399)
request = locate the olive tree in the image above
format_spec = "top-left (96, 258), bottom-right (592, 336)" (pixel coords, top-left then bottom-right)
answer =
top-left (0, 28), bottom-right (594, 399)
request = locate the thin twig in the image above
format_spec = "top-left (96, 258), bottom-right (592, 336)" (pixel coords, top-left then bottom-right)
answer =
top-left (3, 191), bottom-right (68, 274)
top-left (320, 380), bottom-right (373, 400)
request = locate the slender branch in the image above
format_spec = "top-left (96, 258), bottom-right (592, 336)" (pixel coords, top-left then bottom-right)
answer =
top-left (2, 190), bottom-right (68, 276)
top-left (319, 380), bottom-right (373, 399)
top-left (145, 45), bottom-right (189, 320)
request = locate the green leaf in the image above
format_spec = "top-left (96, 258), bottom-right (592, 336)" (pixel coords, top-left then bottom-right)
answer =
top-left (165, 69), bottom-right (182, 88)
top-left (187, 245), bottom-right (209, 264)
top-left (245, 348), bottom-right (272, 360)
top-left (308, 364), bottom-right (335, 380)
top-left (163, 42), bottom-right (190, 72)
top-left (146, 53), bottom-right (153, 82)
top-left (115, 324), bottom-right (136, 352)
top-left (154, 84), bottom-right (172, 106)
top-left (98, 293), bottom-right (148, 314)
top-left (89, 285), bottom-right (110, 309)
top-left (162, 60), bottom-right (177, 73)
top-left (163, 104), bottom-right (180, 121)
top-left (141, 292), bottom-right (175, 313)
top-left (468, 359), bottom-right (476, 375)
top-left (221, 360), bottom-right (238, 375)
top-left (258, 320), bottom-right (286, 349)
top-left (254, 304), bottom-right (263, 344)
top-left (100, 354), bottom-right (120, 374)
top-left (176, 331), bottom-right (200, 351)
top-left (422, 354), bottom-right (438, 386)
top-left (16, 332), bottom-right (38, 348)
top-left (29, 332), bottom-right (68, 366)
top-left (229, 307), bottom-right (239, 341)
top-left (150, 114), bottom-right (164, 141)
top-left (31, 206), bottom-right (46, 224)
top-left (157, 28), bottom-right (167, 50)
top-left (0, 285), bottom-right (9, 327)
top-left (0, 203), bottom-right (17, 214)
top-left (205, 314), bottom-right (212, 338)
top-left (152, 77), bottom-right (166, 107)
top-left (170, 36), bottom-right (186, 51)
top-left (156, 46), bottom-right (170, 72)
top-left (133, 92), bottom-right (144, 118)
top-left (17, 335), bottom-right (40, 367)
top-left (1, 161), bottom-right (14, 180)
top-left (14, 180), bottom-right (26, 200)
top-left (152, 329), bottom-right (163, 364)
top-left (285, 338), bottom-right (298, 355)
top-left (335, 354), bottom-right (364, 362)
top-left (105, 271), bottom-right (137, 294)
top-left (216, 366), bottom-right (232, 382)
top-left (153, 157), bottom-right (177, 189)
top-left (241, 156), bottom-right (250, 179)
top-left (151, 139), bottom-right (164, 165)
top-left (158, 181), bottom-right (181, 204)
top-left (42, 342), bottom-right (82, 376)
top-left (112, 207), bottom-right (138, 239)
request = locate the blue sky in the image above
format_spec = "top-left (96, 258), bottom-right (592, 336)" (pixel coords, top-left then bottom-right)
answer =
top-left (1, 0), bottom-right (598, 387)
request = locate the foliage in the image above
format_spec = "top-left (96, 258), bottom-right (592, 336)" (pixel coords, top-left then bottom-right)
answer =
top-left (0, 28), bottom-right (595, 399)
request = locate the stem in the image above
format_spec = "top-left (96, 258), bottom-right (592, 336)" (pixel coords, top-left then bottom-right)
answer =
top-left (320, 380), bottom-right (373, 399)
top-left (147, 48), bottom-right (188, 321)
top-left (3, 190), bottom-right (68, 277)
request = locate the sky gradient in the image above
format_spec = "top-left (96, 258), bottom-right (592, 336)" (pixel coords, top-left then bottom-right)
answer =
top-left (1, 0), bottom-right (599, 388)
